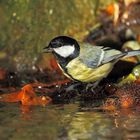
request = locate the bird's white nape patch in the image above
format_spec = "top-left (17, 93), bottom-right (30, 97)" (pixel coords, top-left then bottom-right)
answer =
top-left (53, 45), bottom-right (75, 57)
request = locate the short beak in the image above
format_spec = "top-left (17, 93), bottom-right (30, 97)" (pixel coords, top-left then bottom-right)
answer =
top-left (43, 46), bottom-right (53, 53)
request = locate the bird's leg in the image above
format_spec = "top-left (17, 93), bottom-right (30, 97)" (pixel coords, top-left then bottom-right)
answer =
top-left (86, 81), bottom-right (100, 92)
top-left (65, 82), bottom-right (81, 92)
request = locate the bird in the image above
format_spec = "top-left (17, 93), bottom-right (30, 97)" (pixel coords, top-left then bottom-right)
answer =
top-left (43, 36), bottom-right (140, 87)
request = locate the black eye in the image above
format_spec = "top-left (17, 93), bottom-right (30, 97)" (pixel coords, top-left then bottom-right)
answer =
top-left (51, 40), bottom-right (62, 48)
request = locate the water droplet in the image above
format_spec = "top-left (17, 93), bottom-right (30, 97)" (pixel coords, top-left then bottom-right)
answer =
top-left (42, 96), bottom-right (46, 101)
top-left (38, 86), bottom-right (42, 89)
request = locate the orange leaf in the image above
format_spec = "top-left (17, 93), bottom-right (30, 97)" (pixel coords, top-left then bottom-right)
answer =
top-left (0, 84), bottom-right (52, 106)
top-left (106, 3), bottom-right (115, 15)
top-left (0, 91), bottom-right (20, 102)
top-left (120, 96), bottom-right (134, 108)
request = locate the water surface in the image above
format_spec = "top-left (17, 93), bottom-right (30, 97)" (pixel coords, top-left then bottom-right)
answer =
top-left (0, 103), bottom-right (140, 140)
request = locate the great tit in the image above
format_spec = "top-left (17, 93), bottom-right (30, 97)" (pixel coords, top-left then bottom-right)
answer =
top-left (43, 36), bottom-right (140, 84)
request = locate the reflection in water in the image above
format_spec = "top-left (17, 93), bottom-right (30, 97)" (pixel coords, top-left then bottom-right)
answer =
top-left (67, 111), bottom-right (119, 140)
top-left (62, 108), bottom-right (140, 140)
top-left (20, 105), bottom-right (32, 120)
top-left (0, 103), bottom-right (140, 140)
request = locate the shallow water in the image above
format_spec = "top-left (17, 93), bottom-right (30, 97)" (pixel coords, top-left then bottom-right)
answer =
top-left (0, 103), bottom-right (140, 140)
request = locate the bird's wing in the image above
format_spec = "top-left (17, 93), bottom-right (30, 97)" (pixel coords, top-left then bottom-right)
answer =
top-left (79, 43), bottom-right (123, 68)
top-left (101, 47), bottom-right (126, 64)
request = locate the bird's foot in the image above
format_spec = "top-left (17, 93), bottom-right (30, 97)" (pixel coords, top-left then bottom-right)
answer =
top-left (86, 81), bottom-right (100, 92)
top-left (65, 82), bottom-right (81, 92)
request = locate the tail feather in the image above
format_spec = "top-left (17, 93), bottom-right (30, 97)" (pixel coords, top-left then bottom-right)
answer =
top-left (124, 50), bottom-right (140, 58)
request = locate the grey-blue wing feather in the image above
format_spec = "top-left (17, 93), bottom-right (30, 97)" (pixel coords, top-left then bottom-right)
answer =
top-left (101, 48), bottom-right (124, 64)
top-left (101, 53), bottom-right (126, 64)
top-left (79, 43), bottom-right (123, 68)
top-left (79, 43), bottom-right (103, 68)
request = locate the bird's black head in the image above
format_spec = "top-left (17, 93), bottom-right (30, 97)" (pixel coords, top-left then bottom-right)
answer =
top-left (43, 36), bottom-right (80, 67)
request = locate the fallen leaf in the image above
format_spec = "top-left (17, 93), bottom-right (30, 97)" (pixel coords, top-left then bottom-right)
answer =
top-left (0, 84), bottom-right (52, 106)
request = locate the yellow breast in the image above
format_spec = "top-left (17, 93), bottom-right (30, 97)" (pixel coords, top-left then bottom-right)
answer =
top-left (66, 58), bottom-right (114, 82)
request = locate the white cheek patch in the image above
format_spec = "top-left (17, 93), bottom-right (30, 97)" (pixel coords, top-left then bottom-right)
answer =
top-left (54, 45), bottom-right (75, 57)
